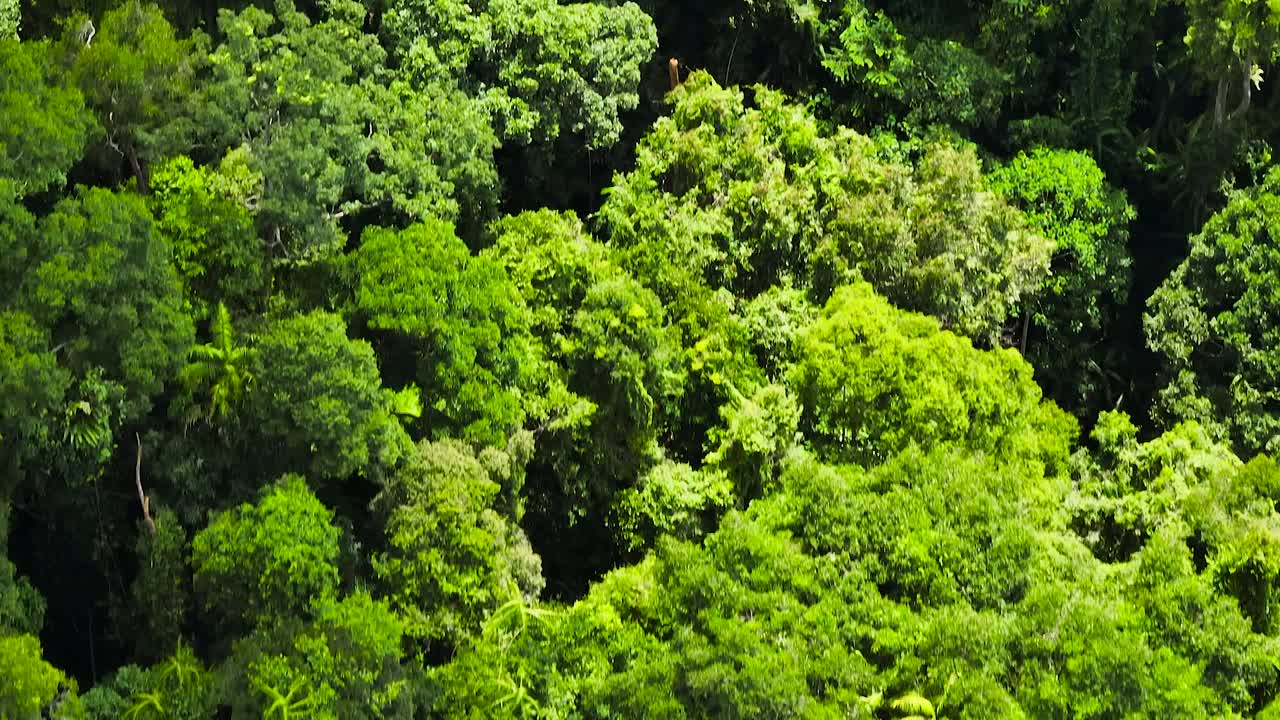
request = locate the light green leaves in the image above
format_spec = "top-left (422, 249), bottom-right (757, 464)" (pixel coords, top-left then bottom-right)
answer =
top-left (0, 634), bottom-right (81, 719)
top-left (789, 282), bottom-right (1074, 470)
top-left (384, 0), bottom-right (656, 149)
top-left (177, 303), bottom-right (254, 427)
top-left (352, 220), bottom-right (532, 445)
top-left (191, 475), bottom-right (340, 629)
top-left (373, 439), bottom-right (543, 651)
top-left (991, 148), bottom-right (1134, 413)
top-left (0, 0), bottom-right (16, 39)
top-left (603, 72), bottom-right (1051, 344)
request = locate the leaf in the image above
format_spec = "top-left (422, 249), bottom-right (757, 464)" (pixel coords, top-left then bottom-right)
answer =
top-left (891, 692), bottom-right (935, 718)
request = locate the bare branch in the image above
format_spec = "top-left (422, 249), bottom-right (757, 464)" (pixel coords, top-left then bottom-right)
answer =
top-left (135, 433), bottom-right (156, 537)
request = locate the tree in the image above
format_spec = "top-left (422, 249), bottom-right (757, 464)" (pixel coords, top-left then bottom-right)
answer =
top-left (351, 220), bottom-right (533, 446)
top-left (990, 148), bottom-right (1135, 413)
top-left (0, 0), bottom-right (16, 39)
top-left (148, 154), bottom-right (267, 316)
top-left (374, 438), bottom-right (543, 652)
top-left (1146, 166), bottom-right (1280, 456)
top-left (18, 187), bottom-right (192, 455)
top-left (1071, 411), bottom-right (1280, 647)
top-left (861, 140), bottom-right (1051, 343)
top-left (124, 508), bottom-right (191, 663)
top-left (789, 282), bottom-right (1075, 470)
top-left (191, 475), bottom-right (340, 632)
top-left (384, 0), bottom-right (656, 151)
top-left (0, 503), bottom-right (44, 637)
top-left (176, 302), bottom-right (254, 428)
top-left (600, 72), bottom-right (1051, 343)
top-left (0, 310), bottom-right (68, 477)
top-left (191, 0), bottom-right (499, 261)
top-left (79, 644), bottom-right (214, 720)
top-left (61, 1), bottom-right (194, 192)
top-left (254, 593), bottom-right (411, 719)
top-left (0, 633), bottom-right (82, 719)
top-left (0, 38), bottom-right (95, 194)
top-left (1179, 0), bottom-right (1280, 125)
top-left (244, 311), bottom-right (404, 482)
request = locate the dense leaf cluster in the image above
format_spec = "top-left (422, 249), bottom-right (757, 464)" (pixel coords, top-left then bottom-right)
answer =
top-left (6, 0), bottom-right (1280, 717)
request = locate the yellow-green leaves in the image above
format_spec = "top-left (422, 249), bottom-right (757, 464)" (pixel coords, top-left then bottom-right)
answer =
top-left (0, 634), bottom-right (80, 719)
top-left (789, 282), bottom-right (1074, 471)
top-left (191, 476), bottom-right (340, 630)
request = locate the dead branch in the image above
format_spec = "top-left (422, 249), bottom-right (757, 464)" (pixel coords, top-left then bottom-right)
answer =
top-left (135, 433), bottom-right (156, 536)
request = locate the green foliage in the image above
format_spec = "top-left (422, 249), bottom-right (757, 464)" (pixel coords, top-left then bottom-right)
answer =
top-left (374, 439), bottom-right (543, 650)
top-left (0, 38), bottom-right (95, 194)
top-left (1147, 167), bottom-right (1280, 455)
top-left (599, 71), bottom-right (840, 302)
top-left (612, 460), bottom-right (733, 551)
top-left (385, 0), bottom-right (657, 149)
top-left (0, 310), bottom-right (68, 475)
top-left (351, 220), bottom-right (532, 445)
top-left (0, 0), bottom-right (16, 39)
top-left (838, 140), bottom-right (1050, 343)
top-left (1072, 412), bottom-right (1280, 647)
top-left (789, 282), bottom-right (1075, 470)
top-left (80, 645), bottom-right (213, 720)
top-left (12, 0), bottom-right (1280, 716)
top-left (22, 187), bottom-right (193, 428)
top-left (1180, 0), bottom-right (1280, 89)
top-left (602, 72), bottom-right (1051, 343)
top-left (176, 303), bottom-right (255, 429)
top-left (228, 592), bottom-right (411, 719)
top-left (990, 148), bottom-right (1134, 413)
top-left (148, 155), bottom-right (266, 315)
top-left (486, 209), bottom-right (617, 345)
top-left (193, 0), bottom-right (499, 260)
top-left (483, 209), bottom-right (606, 433)
top-left (125, 508), bottom-right (191, 663)
top-left (191, 475), bottom-right (340, 630)
top-left (1069, 411), bottom-right (1241, 561)
top-left (555, 276), bottom-right (681, 508)
top-left (61, 1), bottom-right (194, 190)
top-left (704, 383), bottom-right (801, 502)
top-left (0, 633), bottom-right (82, 719)
top-left (244, 311), bottom-right (403, 481)
top-left (0, 504), bottom-right (43, 636)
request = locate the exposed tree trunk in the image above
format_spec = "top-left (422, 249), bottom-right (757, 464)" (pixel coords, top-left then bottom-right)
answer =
top-left (1227, 58), bottom-right (1254, 124)
top-left (1215, 58), bottom-right (1255, 127)
top-left (134, 433), bottom-right (156, 537)
top-left (126, 145), bottom-right (150, 195)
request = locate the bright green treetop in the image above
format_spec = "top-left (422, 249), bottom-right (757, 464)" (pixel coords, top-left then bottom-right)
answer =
top-left (374, 439), bottom-right (543, 651)
top-left (384, 0), bottom-right (656, 150)
top-left (191, 475), bottom-right (340, 630)
top-left (352, 220), bottom-right (533, 446)
top-left (990, 148), bottom-right (1135, 413)
top-left (789, 282), bottom-right (1076, 470)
